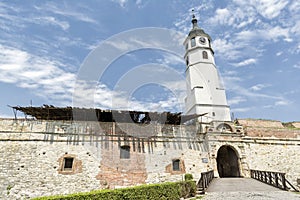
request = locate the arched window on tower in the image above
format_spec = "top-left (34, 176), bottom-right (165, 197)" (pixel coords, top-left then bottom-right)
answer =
top-left (202, 51), bottom-right (208, 59)
top-left (191, 37), bottom-right (196, 47)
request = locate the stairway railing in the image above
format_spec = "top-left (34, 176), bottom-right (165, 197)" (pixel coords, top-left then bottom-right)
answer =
top-left (197, 170), bottom-right (214, 194)
top-left (250, 169), bottom-right (299, 192)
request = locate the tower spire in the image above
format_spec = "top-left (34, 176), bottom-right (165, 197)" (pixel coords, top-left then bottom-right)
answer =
top-left (191, 9), bottom-right (198, 29)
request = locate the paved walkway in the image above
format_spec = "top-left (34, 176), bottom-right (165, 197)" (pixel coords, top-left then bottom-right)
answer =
top-left (202, 178), bottom-right (300, 200)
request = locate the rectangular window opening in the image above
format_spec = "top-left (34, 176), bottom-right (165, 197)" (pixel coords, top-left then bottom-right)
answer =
top-left (63, 157), bottom-right (74, 171)
top-left (120, 145), bottom-right (130, 159)
top-left (172, 159), bottom-right (180, 171)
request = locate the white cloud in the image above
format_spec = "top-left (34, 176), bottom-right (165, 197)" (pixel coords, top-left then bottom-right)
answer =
top-left (293, 63), bottom-right (300, 69)
top-left (33, 16), bottom-right (70, 31)
top-left (0, 44), bottom-right (185, 112)
top-left (0, 45), bottom-right (76, 104)
top-left (234, 58), bottom-right (257, 67)
top-left (223, 73), bottom-right (282, 101)
top-left (0, 2), bottom-right (95, 34)
top-left (222, 70), bottom-right (237, 76)
top-left (233, 0), bottom-right (289, 19)
top-left (291, 21), bottom-right (300, 36)
top-left (211, 8), bottom-right (232, 25)
top-left (228, 96), bottom-right (246, 105)
top-left (135, 0), bottom-right (150, 9)
top-left (72, 80), bottom-right (184, 112)
top-left (263, 98), bottom-right (291, 108)
top-left (111, 0), bottom-right (128, 8)
top-left (276, 51), bottom-right (283, 56)
top-left (289, 1), bottom-right (300, 15)
top-left (255, 0), bottom-right (288, 19)
top-left (34, 3), bottom-right (98, 24)
top-left (210, 7), bottom-right (255, 28)
top-left (250, 84), bottom-right (270, 91)
top-left (231, 107), bottom-right (251, 113)
top-left (156, 52), bottom-right (184, 66)
top-left (236, 26), bottom-right (290, 42)
top-left (136, 0), bottom-right (142, 5)
top-left (213, 39), bottom-right (241, 60)
top-left (275, 100), bottom-right (290, 106)
top-left (234, 85), bottom-right (280, 100)
top-left (200, 0), bottom-right (296, 66)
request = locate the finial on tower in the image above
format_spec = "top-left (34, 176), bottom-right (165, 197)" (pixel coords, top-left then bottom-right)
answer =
top-left (191, 8), bottom-right (198, 29)
top-left (192, 8), bottom-right (195, 18)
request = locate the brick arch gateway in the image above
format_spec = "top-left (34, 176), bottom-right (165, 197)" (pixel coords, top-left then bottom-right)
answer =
top-left (216, 145), bottom-right (241, 177)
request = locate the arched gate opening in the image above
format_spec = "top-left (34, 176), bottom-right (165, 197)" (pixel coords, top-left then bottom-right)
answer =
top-left (217, 145), bottom-right (241, 177)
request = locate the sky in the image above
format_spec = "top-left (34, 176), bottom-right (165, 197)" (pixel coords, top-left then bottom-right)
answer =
top-left (0, 0), bottom-right (299, 122)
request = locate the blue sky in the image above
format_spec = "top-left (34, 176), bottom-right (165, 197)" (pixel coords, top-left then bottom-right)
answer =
top-left (0, 0), bottom-right (299, 122)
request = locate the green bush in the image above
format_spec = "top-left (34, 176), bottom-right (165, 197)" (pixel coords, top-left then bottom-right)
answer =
top-left (184, 173), bottom-right (194, 181)
top-left (180, 180), bottom-right (197, 198)
top-left (32, 181), bottom-right (196, 200)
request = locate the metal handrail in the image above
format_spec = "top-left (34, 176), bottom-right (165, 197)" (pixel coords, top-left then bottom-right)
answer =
top-left (197, 170), bottom-right (214, 194)
top-left (250, 169), bottom-right (299, 192)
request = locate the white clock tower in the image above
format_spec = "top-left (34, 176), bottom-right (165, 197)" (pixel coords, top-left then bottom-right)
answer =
top-left (184, 14), bottom-right (231, 123)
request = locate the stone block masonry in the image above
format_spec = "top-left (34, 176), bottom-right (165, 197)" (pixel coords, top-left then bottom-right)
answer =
top-left (0, 141), bottom-right (100, 199)
top-left (245, 139), bottom-right (300, 186)
top-left (0, 119), bottom-right (207, 199)
top-left (0, 118), bottom-right (299, 199)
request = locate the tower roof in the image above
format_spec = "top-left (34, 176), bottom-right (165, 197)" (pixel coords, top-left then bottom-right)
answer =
top-left (188, 14), bottom-right (211, 40)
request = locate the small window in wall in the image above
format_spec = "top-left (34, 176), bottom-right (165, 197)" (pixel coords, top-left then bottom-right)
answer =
top-left (186, 56), bottom-right (189, 66)
top-left (191, 37), bottom-right (196, 47)
top-left (63, 157), bottom-right (74, 171)
top-left (202, 51), bottom-right (208, 59)
top-left (172, 159), bottom-right (180, 171)
top-left (212, 112), bottom-right (216, 117)
top-left (120, 145), bottom-right (130, 159)
top-left (185, 43), bottom-right (188, 50)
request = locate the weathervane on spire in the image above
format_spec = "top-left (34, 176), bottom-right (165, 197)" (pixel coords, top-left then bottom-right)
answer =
top-left (192, 8), bottom-right (195, 18)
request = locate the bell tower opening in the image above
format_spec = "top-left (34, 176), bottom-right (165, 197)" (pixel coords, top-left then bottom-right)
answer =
top-left (216, 145), bottom-right (241, 177)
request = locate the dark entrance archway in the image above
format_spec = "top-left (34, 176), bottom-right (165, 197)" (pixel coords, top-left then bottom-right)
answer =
top-left (217, 145), bottom-right (240, 177)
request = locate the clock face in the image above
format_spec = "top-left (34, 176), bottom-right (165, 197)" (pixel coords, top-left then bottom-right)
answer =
top-left (199, 37), bottom-right (206, 44)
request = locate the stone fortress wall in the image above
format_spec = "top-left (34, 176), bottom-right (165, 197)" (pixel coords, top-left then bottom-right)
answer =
top-left (238, 119), bottom-right (300, 185)
top-left (207, 119), bottom-right (300, 186)
top-left (0, 118), bottom-right (299, 199)
top-left (0, 118), bottom-right (209, 199)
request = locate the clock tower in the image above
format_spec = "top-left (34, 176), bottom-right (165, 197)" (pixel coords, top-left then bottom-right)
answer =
top-left (184, 14), bottom-right (231, 123)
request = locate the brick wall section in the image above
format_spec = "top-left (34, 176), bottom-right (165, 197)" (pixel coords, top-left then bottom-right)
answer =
top-left (238, 119), bottom-right (284, 128)
top-left (96, 142), bottom-right (147, 188)
top-left (238, 119), bottom-right (300, 138)
top-left (244, 127), bottom-right (300, 138)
